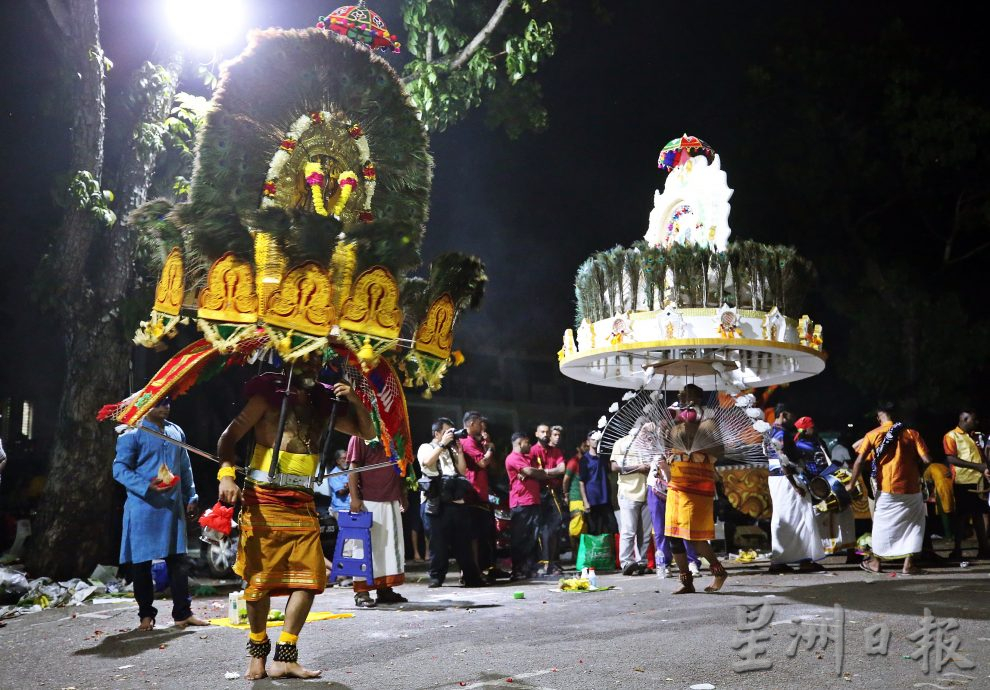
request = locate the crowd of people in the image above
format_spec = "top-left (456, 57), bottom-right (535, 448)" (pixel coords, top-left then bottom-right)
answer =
top-left (93, 359), bottom-right (990, 679)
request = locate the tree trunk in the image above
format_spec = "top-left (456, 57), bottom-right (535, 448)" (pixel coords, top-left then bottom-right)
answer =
top-left (27, 0), bottom-right (111, 579)
top-left (28, 325), bottom-right (133, 578)
top-left (28, 8), bottom-right (182, 578)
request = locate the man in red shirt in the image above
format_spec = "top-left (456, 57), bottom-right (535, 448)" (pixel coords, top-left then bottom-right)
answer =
top-left (459, 411), bottom-right (497, 580)
top-left (347, 436), bottom-right (408, 607)
top-left (530, 424), bottom-right (567, 575)
top-left (505, 432), bottom-right (548, 580)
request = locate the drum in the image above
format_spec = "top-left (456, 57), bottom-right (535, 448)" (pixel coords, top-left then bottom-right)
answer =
top-left (809, 467), bottom-right (861, 514)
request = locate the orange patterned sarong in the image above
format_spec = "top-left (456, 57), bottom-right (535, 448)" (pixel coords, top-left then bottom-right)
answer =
top-left (664, 456), bottom-right (716, 541)
top-left (234, 485), bottom-right (327, 601)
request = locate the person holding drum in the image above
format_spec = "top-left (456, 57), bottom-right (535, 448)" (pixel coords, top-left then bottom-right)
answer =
top-left (794, 417), bottom-right (857, 562)
top-left (766, 405), bottom-right (826, 574)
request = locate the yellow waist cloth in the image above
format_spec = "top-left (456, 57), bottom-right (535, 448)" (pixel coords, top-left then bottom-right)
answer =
top-left (249, 445), bottom-right (319, 478)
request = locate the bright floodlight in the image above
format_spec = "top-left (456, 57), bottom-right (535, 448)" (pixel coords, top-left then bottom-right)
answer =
top-left (166, 0), bottom-right (245, 50)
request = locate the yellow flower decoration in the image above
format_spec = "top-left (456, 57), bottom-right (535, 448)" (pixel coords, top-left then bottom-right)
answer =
top-left (304, 162), bottom-right (328, 217)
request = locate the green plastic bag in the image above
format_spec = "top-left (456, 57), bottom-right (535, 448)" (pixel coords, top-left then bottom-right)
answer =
top-left (575, 533), bottom-right (614, 572)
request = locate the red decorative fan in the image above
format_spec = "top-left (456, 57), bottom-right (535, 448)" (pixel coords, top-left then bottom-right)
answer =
top-left (317, 1), bottom-right (400, 53)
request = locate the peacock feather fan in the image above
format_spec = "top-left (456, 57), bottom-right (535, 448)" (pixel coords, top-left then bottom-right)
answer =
top-left (140, 28), bottom-right (433, 278)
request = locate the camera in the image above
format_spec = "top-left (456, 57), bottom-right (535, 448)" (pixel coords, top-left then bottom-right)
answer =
top-left (442, 427), bottom-right (469, 449)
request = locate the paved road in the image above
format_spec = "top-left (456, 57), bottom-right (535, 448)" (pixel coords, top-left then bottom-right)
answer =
top-left (2, 556), bottom-right (990, 690)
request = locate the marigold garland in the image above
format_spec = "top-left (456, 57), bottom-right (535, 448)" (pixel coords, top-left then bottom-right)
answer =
top-left (304, 162), bottom-right (328, 216)
top-left (331, 171), bottom-right (358, 217)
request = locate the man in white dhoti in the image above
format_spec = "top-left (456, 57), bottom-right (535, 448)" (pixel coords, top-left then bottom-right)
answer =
top-left (846, 403), bottom-right (933, 575)
top-left (767, 406), bottom-right (825, 573)
top-left (347, 436), bottom-right (407, 607)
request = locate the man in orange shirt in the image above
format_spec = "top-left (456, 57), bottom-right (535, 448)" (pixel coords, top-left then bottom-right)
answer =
top-left (846, 402), bottom-right (933, 575)
top-left (943, 410), bottom-right (990, 559)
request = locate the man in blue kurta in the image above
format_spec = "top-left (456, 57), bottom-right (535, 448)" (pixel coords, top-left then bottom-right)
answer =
top-left (112, 398), bottom-right (207, 630)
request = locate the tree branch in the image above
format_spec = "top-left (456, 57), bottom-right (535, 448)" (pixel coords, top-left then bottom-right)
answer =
top-left (449, 0), bottom-right (511, 70)
top-left (426, 31), bottom-right (434, 63)
top-left (945, 240), bottom-right (990, 266)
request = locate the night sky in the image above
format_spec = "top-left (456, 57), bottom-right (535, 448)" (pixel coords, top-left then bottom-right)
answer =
top-left (1, 2), bottom-right (987, 447)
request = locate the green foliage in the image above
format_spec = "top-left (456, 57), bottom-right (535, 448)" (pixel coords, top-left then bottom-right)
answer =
top-left (67, 170), bottom-right (116, 227)
top-left (401, 0), bottom-right (557, 136)
top-left (572, 242), bottom-right (813, 327)
top-left (88, 45), bottom-right (113, 73)
top-left (128, 63), bottom-right (181, 157)
top-left (164, 92), bottom-right (211, 157)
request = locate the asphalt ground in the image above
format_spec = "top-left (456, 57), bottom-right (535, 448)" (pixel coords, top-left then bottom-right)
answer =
top-left (2, 554), bottom-right (990, 690)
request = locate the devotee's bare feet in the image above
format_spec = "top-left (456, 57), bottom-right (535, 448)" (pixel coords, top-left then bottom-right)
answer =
top-left (269, 661), bottom-right (321, 679)
top-left (859, 558), bottom-right (881, 574)
top-left (244, 657), bottom-right (267, 681)
top-left (175, 614), bottom-right (209, 628)
top-left (704, 563), bottom-right (727, 593)
top-left (137, 617), bottom-right (155, 631)
top-left (673, 572), bottom-right (695, 594)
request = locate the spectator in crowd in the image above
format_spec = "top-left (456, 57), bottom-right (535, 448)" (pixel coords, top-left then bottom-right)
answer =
top-left (112, 398), bottom-right (206, 631)
top-left (347, 436), bottom-right (407, 608)
top-left (829, 432), bottom-right (853, 466)
top-left (313, 449), bottom-right (351, 585)
top-left (943, 410), bottom-right (990, 559)
top-left (460, 411), bottom-right (498, 581)
top-left (419, 417), bottom-right (483, 588)
top-left (923, 459), bottom-right (954, 546)
top-left (846, 402), bottom-right (933, 575)
top-left (505, 432), bottom-right (547, 580)
top-left (580, 431), bottom-right (616, 535)
top-left (404, 463), bottom-right (425, 563)
top-left (611, 425), bottom-right (653, 576)
top-left (313, 450), bottom-right (350, 516)
top-left (563, 437), bottom-right (590, 552)
top-left (530, 423), bottom-right (567, 576)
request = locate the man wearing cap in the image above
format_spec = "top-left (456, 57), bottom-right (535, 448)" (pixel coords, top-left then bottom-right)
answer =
top-left (767, 405), bottom-right (825, 574)
top-left (846, 402), bottom-right (933, 574)
top-left (795, 417), bottom-right (856, 561)
top-left (112, 397), bottom-right (207, 632)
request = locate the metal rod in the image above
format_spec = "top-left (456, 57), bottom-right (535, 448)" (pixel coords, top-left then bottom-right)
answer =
top-left (268, 363), bottom-right (294, 482)
top-left (134, 424), bottom-right (397, 477)
top-left (316, 393), bottom-right (342, 484)
top-left (136, 425), bottom-right (243, 474)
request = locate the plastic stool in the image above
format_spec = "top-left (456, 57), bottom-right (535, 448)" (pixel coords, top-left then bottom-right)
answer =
top-left (330, 510), bottom-right (374, 580)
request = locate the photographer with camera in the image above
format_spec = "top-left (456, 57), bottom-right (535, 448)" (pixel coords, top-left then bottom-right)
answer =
top-left (418, 418), bottom-right (484, 588)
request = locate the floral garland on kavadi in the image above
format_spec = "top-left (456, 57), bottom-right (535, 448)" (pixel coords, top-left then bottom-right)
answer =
top-left (261, 112), bottom-right (376, 222)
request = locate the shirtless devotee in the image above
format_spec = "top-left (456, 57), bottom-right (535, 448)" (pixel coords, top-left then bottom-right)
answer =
top-left (658, 384), bottom-right (729, 594)
top-left (217, 356), bottom-right (373, 680)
